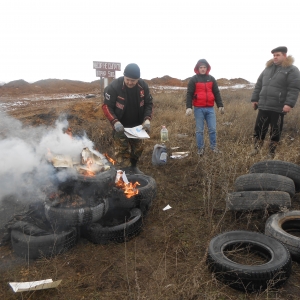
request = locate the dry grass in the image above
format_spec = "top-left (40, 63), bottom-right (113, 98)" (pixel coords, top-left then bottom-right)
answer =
top-left (1, 87), bottom-right (300, 299)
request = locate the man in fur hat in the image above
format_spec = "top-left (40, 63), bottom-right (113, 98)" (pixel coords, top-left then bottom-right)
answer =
top-left (250, 46), bottom-right (300, 158)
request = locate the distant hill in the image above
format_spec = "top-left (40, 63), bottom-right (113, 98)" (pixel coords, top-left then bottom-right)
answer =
top-left (144, 75), bottom-right (190, 87)
top-left (0, 76), bottom-right (251, 96)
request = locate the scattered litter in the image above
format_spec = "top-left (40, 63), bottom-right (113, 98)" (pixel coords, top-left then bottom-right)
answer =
top-left (176, 133), bottom-right (188, 138)
top-left (170, 146), bottom-right (180, 150)
top-left (163, 205), bottom-right (172, 211)
top-left (9, 279), bottom-right (62, 293)
top-left (170, 151), bottom-right (189, 159)
top-left (171, 154), bottom-right (188, 159)
top-left (172, 152), bottom-right (190, 155)
top-left (85, 94), bottom-right (96, 98)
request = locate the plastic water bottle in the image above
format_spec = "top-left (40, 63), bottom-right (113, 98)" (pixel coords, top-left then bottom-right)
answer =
top-left (160, 125), bottom-right (168, 143)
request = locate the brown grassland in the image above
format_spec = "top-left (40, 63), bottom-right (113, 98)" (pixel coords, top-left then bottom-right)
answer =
top-left (1, 81), bottom-right (300, 300)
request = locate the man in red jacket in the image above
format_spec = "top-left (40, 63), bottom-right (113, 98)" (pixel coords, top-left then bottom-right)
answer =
top-left (186, 59), bottom-right (224, 156)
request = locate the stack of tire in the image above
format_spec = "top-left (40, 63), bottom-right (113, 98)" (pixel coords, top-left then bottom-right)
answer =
top-left (226, 160), bottom-right (300, 212)
top-left (9, 169), bottom-right (157, 259)
top-left (80, 174), bottom-right (157, 245)
top-left (207, 160), bottom-right (300, 292)
top-left (9, 201), bottom-right (78, 261)
top-left (207, 210), bottom-right (300, 293)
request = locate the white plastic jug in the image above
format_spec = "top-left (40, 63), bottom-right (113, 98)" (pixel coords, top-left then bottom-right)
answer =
top-left (152, 144), bottom-right (167, 165)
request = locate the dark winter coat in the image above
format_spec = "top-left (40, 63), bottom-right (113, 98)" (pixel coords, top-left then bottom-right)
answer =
top-left (102, 77), bottom-right (153, 127)
top-left (186, 59), bottom-right (223, 109)
top-left (251, 56), bottom-right (300, 113)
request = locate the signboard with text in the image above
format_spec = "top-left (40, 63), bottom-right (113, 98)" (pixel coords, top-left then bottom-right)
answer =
top-left (96, 70), bottom-right (115, 78)
top-left (93, 61), bottom-right (121, 78)
top-left (93, 61), bottom-right (121, 71)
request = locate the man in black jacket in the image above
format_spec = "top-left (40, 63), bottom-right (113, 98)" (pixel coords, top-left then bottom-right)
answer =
top-left (250, 46), bottom-right (300, 158)
top-left (102, 63), bottom-right (153, 174)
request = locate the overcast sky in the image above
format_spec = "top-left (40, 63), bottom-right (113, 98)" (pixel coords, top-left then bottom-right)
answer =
top-left (1, 0), bottom-right (299, 84)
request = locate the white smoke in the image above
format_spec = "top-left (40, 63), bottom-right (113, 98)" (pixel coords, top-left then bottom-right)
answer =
top-left (0, 112), bottom-right (95, 202)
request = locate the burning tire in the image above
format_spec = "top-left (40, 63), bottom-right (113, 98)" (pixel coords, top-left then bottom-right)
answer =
top-left (11, 226), bottom-right (77, 260)
top-left (44, 197), bottom-right (109, 228)
top-left (81, 208), bottom-right (143, 244)
top-left (207, 230), bottom-right (291, 292)
top-left (226, 191), bottom-right (291, 211)
top-left (126, 174), bottom-right (157, 215)
top-left (234, 173), bottom-right (295, 197)
top-left (57, 167), bottom-right (117, 202)
top-left (249, 160), bottom-right (300, 192)
top-left (265, 210), bottom-right (300, 262)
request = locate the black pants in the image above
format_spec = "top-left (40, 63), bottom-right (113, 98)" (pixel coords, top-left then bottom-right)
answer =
top-left (253, 110), bottom-right (284, 142)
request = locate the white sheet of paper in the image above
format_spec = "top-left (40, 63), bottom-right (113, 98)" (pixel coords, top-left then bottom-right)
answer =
top-left (115, 170), bottom-right (129, 184)
top-left (163, 204), bottom-right (172, 211)
top-left (122, 171), bottom-right (129, 184)
top-left (9, 279), bottom-right (62, 292)
top-left (124, 125), bottom-right (150, 139)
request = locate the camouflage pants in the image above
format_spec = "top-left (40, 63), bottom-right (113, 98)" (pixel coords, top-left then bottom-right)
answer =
top-left (113, 131), bottom-right (145, 167)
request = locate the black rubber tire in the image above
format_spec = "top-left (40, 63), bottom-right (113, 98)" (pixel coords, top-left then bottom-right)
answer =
top-left (56, 167), bottom-right (117, 202)
top-left (250, 160), bottom-right (300, 192)
top-left (11, 227), bottom-right (77, 260)
top-left (226, 191), bottom-right (291, 211)
top-left (44, 198), bottom-right (109, 229)
top-left (81, 208), bottom-right (143, 244)
top-left (265, 210), bottom-right (300, 262)
top-left (126, 174), bottom-right (157, 215)
top-left (207, 230), bottom-right (292, 292)
top-left (234, 173), bottom-right (295, 197)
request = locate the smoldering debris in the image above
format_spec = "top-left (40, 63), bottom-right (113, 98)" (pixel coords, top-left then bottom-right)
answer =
top-left (0, 112), bottom-right (97, 204)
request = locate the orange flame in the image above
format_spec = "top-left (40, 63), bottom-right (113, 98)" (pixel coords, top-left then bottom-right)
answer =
top-left (82, 157), bottom-right (96, 177)
top-left (82, 169), bottom-right (96, 177)
top-left (115, 176), bottom-right (140, 198)
top-left (104, 153), bottom-right (116, 165)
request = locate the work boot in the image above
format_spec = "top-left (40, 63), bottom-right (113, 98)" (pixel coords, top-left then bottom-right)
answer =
top-left (249, 138), bottom-right (264, 156)
top-left (129, 158), bottom-right (144, 175)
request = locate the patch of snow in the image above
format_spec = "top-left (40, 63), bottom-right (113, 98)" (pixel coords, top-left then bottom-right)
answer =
top-left (150, 85), bottom-right (186, 90)
top-left (219, 83), bottom-right (255, 90)
top-left (0, 101), bottom-right (28, 112)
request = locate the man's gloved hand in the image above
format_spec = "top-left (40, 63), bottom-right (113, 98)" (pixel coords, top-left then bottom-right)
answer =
top-left (142, 119), bottom-right (151, 133)
top-left (219, 107), bottom-right (225, 114)
top-left (114, 121), bottom-right (124, 132)
top-left (186, 108), bottom-right (192, 116)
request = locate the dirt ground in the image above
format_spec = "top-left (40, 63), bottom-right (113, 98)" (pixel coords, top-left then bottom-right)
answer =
top-left (1, 79), bottom-right (300, 300)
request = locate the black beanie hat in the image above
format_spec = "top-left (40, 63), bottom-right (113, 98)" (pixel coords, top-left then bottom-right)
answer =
top-left (271, 46), bottom-right (288, 54)
top-left (123, 63), bottom-right (140, 79)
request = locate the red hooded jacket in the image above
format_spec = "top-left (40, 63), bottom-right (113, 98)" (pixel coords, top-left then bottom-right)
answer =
top-left (186, 59), bottom-right (223, 108)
